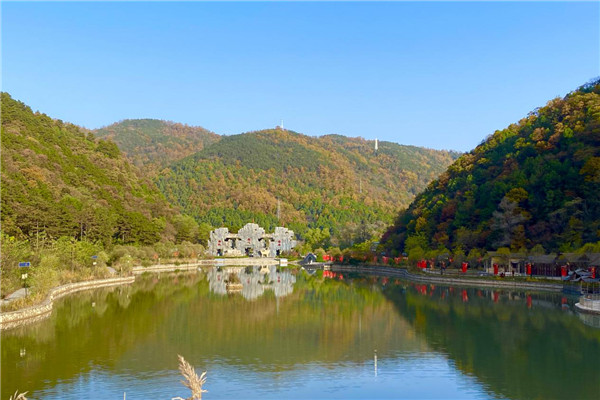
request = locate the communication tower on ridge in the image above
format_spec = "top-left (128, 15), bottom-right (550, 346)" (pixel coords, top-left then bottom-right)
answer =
top-left (375, 138), bottom-right (378, 154)
top-left (277, 198), bottom-right (281, 221)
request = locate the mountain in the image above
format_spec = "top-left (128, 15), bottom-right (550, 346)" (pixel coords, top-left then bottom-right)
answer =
top-left (155, 128), bottom-right (459, 243)
top-left (382, 79), bottom-right (600, 255)
top-left (94, 119), bottom-right (219, 170)
top-left (1, 93), bottom-right (179, 245)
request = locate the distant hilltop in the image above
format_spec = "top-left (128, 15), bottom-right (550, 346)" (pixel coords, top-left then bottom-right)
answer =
top-left (93, 119), bottom-right (459, 241)
top-left (1, 90), bottom-right (458, 250)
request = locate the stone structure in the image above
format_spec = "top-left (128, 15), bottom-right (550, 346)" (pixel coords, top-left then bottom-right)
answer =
top-left (237, 223), bottom-right (267, 256)
top-left (208, 223), bottom-right (296, 257)
top-left (208, 227), bottom-right (238, 257)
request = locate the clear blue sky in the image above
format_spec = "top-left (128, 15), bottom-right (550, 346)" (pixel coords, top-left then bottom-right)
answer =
top-left (2, 1), bottom-right (598, 151)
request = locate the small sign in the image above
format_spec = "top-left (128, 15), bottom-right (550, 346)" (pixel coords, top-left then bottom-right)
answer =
top-left (21, 273), bottom-right (28, 280)
top-left (18, 262), bottom-right (30, 268)
top-left (91, 255), bottom-right (98, 259)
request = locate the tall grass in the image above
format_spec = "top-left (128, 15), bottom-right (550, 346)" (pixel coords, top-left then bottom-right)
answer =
top-left (172, 355), bottom-right (207, 400)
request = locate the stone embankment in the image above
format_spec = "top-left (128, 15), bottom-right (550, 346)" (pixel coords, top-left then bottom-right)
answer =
top-left (330, 264), bottom-right (564, 292)
top-left (132, 263), bottom-right (206, 275)
top-left (0, 276), bottom-right (135, 331)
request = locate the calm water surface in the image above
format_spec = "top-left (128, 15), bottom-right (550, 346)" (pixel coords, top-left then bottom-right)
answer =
top-left (2, 267), bottom-right (599, 399)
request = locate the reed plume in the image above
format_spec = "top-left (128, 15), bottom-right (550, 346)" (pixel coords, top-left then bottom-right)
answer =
top-left (9, 391), bottom-right (28, 400)
top-left (172, 355), bottom-right (207, 400)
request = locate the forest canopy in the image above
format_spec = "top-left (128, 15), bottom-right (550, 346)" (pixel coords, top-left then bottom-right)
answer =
top-left (382, 79), bottom-right (600, 255)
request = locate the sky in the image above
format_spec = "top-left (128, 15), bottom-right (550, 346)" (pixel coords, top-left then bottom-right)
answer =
top-left (1, 1), bottom-right (598, 152)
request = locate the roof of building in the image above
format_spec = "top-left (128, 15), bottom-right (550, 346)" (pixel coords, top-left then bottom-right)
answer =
top-left (526, 254), bottom-right (558, 264)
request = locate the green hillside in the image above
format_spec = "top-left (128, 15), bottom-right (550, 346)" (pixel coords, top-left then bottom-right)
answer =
top-left (156, 128), bottom-right (458, 243)
top-left (1, 93), bottom-right (178, 246)
top-left (382, 79), bottom-right (600, 255)
top-left (94, 119), bottom-right (219, 170)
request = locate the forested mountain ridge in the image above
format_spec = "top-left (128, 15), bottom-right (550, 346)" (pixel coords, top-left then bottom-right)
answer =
top-left (382, 79), bottom-right (600, 255)
top-left (94, 119), bottom-right (219, 170)
top-left (156, 128), bottom-right (459, 243)
top-left (1, 93), bottom-right (181, 245)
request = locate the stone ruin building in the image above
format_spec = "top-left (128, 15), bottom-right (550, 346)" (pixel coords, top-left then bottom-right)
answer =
top-left (208, 223), bottom-right (296, 257)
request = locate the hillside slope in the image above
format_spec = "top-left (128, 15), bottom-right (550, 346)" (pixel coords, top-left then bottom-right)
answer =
top-left (156, 128), bottom-right (458, 241)
top-left (382, 80), bottom-right (600, 254)
top-left (94, 119), bottom-right (219, 170)
top-left (1, 94), bottom-right (178, 245)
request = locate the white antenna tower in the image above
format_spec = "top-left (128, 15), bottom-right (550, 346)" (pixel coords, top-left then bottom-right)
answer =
top-left (277, 198), bottom-right (281, 221)
top-left (375, 138), bottom-right (378, 153)
top-left (280, 119), bottom-right (284, 130)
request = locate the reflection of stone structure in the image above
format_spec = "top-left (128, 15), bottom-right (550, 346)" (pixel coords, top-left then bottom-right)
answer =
top-left (208, 223), bottom-right (296, 257)
top-left (206, 266), bottom-right (296, 300)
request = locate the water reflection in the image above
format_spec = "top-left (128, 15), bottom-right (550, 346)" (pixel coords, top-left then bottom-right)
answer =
top-left (2, 270), bottom-right (424, 399)
top-left (379, 280), bottom-right (600, 400)
top-left (2, 269), bottom-right (599, 400)
top-left (578, 311), bottom-right (600, 329)
top-left (207, 266), bottom-right (295, 300)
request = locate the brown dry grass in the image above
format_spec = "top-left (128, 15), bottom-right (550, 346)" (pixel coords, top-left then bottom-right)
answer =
top-left (172, 355), bottom-right (207, 400)
top-left (9, 391), bottom-right (28, 400)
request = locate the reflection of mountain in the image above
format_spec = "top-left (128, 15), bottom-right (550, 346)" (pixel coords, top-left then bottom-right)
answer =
top-left (383, 283), bottom-right (600, 400)
top-left (1, 273), bottom-right (202, 398)
top-left (207, 266), bottom-right (296, 300)
top-left (1, 271), bottom-right (424, 398)
top-left (10, 271), bottom-right (595, 400)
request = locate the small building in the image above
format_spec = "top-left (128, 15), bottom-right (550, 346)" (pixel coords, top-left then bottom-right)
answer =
top-left (526, 254), bottom-right (559, 277)
top-left (485, 252), bottom-right (526, 275)
top-left (300, 253), bottom-right (317, 265)
top-left (483, 251), bottom-right (600, 278)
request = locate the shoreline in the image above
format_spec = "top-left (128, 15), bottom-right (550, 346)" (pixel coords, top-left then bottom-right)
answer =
top-left (0, 258), bottom-right (285, 330)
top-left (330, 264), bottom-right (565, 292)
top-left (1, 259), bottom-right (576, 330)
top-left (0, 276), bottom-right (135, 331)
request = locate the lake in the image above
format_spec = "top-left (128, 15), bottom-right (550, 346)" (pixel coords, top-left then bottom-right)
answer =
top-left (2, 266), bottom-right (599, 399)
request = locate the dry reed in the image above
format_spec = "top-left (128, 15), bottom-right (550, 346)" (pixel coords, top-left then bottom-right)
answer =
top-left (172, 355), bottom-right (207, 400)
top-left (9, 391), bottom-right (28, 400)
